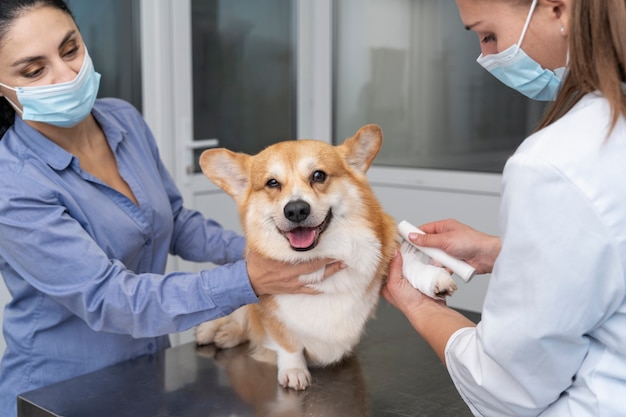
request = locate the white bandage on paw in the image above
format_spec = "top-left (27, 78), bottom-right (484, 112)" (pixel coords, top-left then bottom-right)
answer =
top-left (400, 240), bottom-right (457, 299)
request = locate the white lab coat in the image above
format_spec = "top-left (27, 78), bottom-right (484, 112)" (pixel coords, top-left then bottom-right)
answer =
top-left (445, 91), bottom-right (626, 416)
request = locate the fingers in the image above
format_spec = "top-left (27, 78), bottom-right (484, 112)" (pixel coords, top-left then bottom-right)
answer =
top-left (417, 219), bottom-right (453, 234)
top-left (410, 231), bottom-right (445, 249)
top-left (416, 221), bottom-right (439, 234)
top-left (293, 259), bottom-right (345, 295)
top-left (289, 257), bottom-right (348, 279)
top-left (286, 259), bottom-right (342, 295)
top-left (291, 257), bottom-right (334, 275)
top-left (418, 218), bottom-right (459, 234)
top-left (382, 250), bottom-right (403, 304)
top-left (323, 260), bottom-right (347, 279)
top-left (246, 249), bottom-right (348, 296)
top-left (298, 286), bottom-right (322, 295)
top-left (388, 250), bottom-right (404, 282)
top-left (409, 219), bottom-right (460, 250)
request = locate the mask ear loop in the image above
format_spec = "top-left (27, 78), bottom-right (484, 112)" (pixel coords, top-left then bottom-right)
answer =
top-left (517, 0), bottom-right (539, 47)
top-left (2, 96), bottom-right (23, 114)
top-left (0, 83), bottom-right (23, 114)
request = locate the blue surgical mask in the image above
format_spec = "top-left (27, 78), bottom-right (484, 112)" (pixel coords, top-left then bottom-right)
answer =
top-left (476, 0), bottom-right (566, 101)
top-left (0, 49), bottom-right (101, 128)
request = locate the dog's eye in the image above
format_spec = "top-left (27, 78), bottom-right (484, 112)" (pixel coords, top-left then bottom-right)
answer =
top-left (311, 170), bottom-right (327, 184)
top-left (266, 178), bottom-right (281, 189)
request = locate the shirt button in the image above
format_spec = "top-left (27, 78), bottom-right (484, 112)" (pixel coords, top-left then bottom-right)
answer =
top-left (145, 239), bottom-right (152, 246)
top-left (148, 342), bottom-right (154, 351)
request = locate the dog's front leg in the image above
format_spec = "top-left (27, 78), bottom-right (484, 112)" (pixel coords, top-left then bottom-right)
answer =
top-left (275, 347), bottom-right (310, 390)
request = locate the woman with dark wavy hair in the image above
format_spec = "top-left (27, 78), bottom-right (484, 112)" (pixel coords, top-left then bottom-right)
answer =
top-left (0, 2), bottom-right (340, 415)
top-left (384, 0), bottom-right (626, 415)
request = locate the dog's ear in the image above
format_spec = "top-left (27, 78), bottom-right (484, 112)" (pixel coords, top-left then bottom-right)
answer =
top-left (339, 124), bottom-right (383, 173)
top-left (199, 149), bottom-right (250, 199)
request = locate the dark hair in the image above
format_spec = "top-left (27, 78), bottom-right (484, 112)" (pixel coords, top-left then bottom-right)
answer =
top-left (0, 0), bottom-right (74, 138)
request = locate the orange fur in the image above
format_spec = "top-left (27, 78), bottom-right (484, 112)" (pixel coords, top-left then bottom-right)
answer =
top-left (195, 124), bottom-right (398, 390)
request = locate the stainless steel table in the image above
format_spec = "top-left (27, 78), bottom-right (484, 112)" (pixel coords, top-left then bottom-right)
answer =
top-left (18, 300), bottom-right (479, 417)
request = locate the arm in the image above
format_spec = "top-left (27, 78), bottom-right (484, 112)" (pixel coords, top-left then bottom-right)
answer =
top-left (382, 252), bottom-right (475, 364)
top-left (383, 217), bottom-right (499, 361)
top-left (0, 173), bottom-right (338, 339)
top-left (0, 179), bottom-right (254, 337)
top-left (138, 118), bottom-right (246, 265)
top-left (0, 195), bottom-right (338, 337)
top-left (387, 156), bottom-right (623, 416)
top-left (447, 158), bottom-right (618, 415)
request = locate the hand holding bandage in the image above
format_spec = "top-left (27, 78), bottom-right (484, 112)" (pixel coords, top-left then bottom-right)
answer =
top-left (397, 220), bottom-right (478, 299)
top-left (398, 221), bottom-right (476, 282)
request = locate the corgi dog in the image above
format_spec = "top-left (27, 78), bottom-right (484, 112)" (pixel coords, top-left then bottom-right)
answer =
top-left (195, 124), bottom-right (455, 390)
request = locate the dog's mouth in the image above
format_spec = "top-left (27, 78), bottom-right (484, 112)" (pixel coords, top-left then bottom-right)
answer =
top-left (281, 210), bottom-right (333, 252)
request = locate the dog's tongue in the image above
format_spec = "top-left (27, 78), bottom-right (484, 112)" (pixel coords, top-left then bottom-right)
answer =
top-left (287, 227), bottom-right (316, 249)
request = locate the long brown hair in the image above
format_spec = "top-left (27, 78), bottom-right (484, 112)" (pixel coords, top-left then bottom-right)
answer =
top-left (538, 0), bottom-right (626, 133)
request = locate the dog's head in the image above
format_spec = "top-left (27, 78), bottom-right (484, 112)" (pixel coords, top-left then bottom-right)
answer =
top-left (199, 124), bottom-right (383, 261)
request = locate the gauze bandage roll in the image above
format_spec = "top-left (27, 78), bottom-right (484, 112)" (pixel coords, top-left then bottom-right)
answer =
top-left (400, 241), bottom-right (457, 299)
top-left (398, 220), bottom-right (476, 283)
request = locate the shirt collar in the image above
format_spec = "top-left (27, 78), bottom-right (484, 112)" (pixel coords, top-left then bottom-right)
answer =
top-left (13, 100), bottom-right (129, 171)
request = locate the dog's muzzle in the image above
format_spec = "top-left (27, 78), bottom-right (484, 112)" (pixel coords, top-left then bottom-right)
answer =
top-left (281, 200), bottom-right (332, 251)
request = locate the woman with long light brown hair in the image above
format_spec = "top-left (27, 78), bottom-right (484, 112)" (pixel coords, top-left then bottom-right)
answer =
top-left (384, 0), bottom-right (626, 415)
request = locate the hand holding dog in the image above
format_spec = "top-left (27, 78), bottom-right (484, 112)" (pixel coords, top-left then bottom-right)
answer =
top-left (409, 219), bottom-right (501, 275)
top-left (246, 249), bottom-right (344, 296)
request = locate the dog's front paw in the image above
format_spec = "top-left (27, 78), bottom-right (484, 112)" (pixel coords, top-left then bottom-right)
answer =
top-left (278, 367), bottom-right (311, 390)
top-left (212, 321), bottom-right (247, 348)
top-left (195, 321), bottom-right (220, 345)
top-left (434, 271), bottom-right (457, 298)
top-left (401, 241), bottom-right (459, 299)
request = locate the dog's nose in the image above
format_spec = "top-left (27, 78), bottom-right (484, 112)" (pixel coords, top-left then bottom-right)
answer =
top-left (284, 200), bottom-right (311, 223)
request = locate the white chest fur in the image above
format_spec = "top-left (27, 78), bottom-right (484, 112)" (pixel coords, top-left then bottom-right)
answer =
top-left (272, 230), bottom-right (384, 365)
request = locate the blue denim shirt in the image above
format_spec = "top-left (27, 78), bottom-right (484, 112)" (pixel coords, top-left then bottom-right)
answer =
top-left (0, 98), bottom-right (257, 417)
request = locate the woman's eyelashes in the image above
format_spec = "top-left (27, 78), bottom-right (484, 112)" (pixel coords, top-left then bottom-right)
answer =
top-left (481, 33), bottom-right (496, 44)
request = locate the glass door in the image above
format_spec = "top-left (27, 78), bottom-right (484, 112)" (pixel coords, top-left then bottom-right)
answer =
top-left (187, 0), bottom-right (297, 173)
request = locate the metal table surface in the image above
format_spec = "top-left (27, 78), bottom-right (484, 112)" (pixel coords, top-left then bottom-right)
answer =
top-left (18, 300), bottom-right (480, 417)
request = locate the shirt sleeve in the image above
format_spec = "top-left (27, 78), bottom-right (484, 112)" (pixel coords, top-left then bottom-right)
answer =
top-left (139, 115), bottom-right (246, 265)
top-left (0, 172), bottom-right (258, 339)
top-left (444, 154), bottom-right (624, 416)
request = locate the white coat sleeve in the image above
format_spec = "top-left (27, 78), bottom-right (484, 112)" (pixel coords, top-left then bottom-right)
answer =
top-left (444, 154), bottom-right (624, 416)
